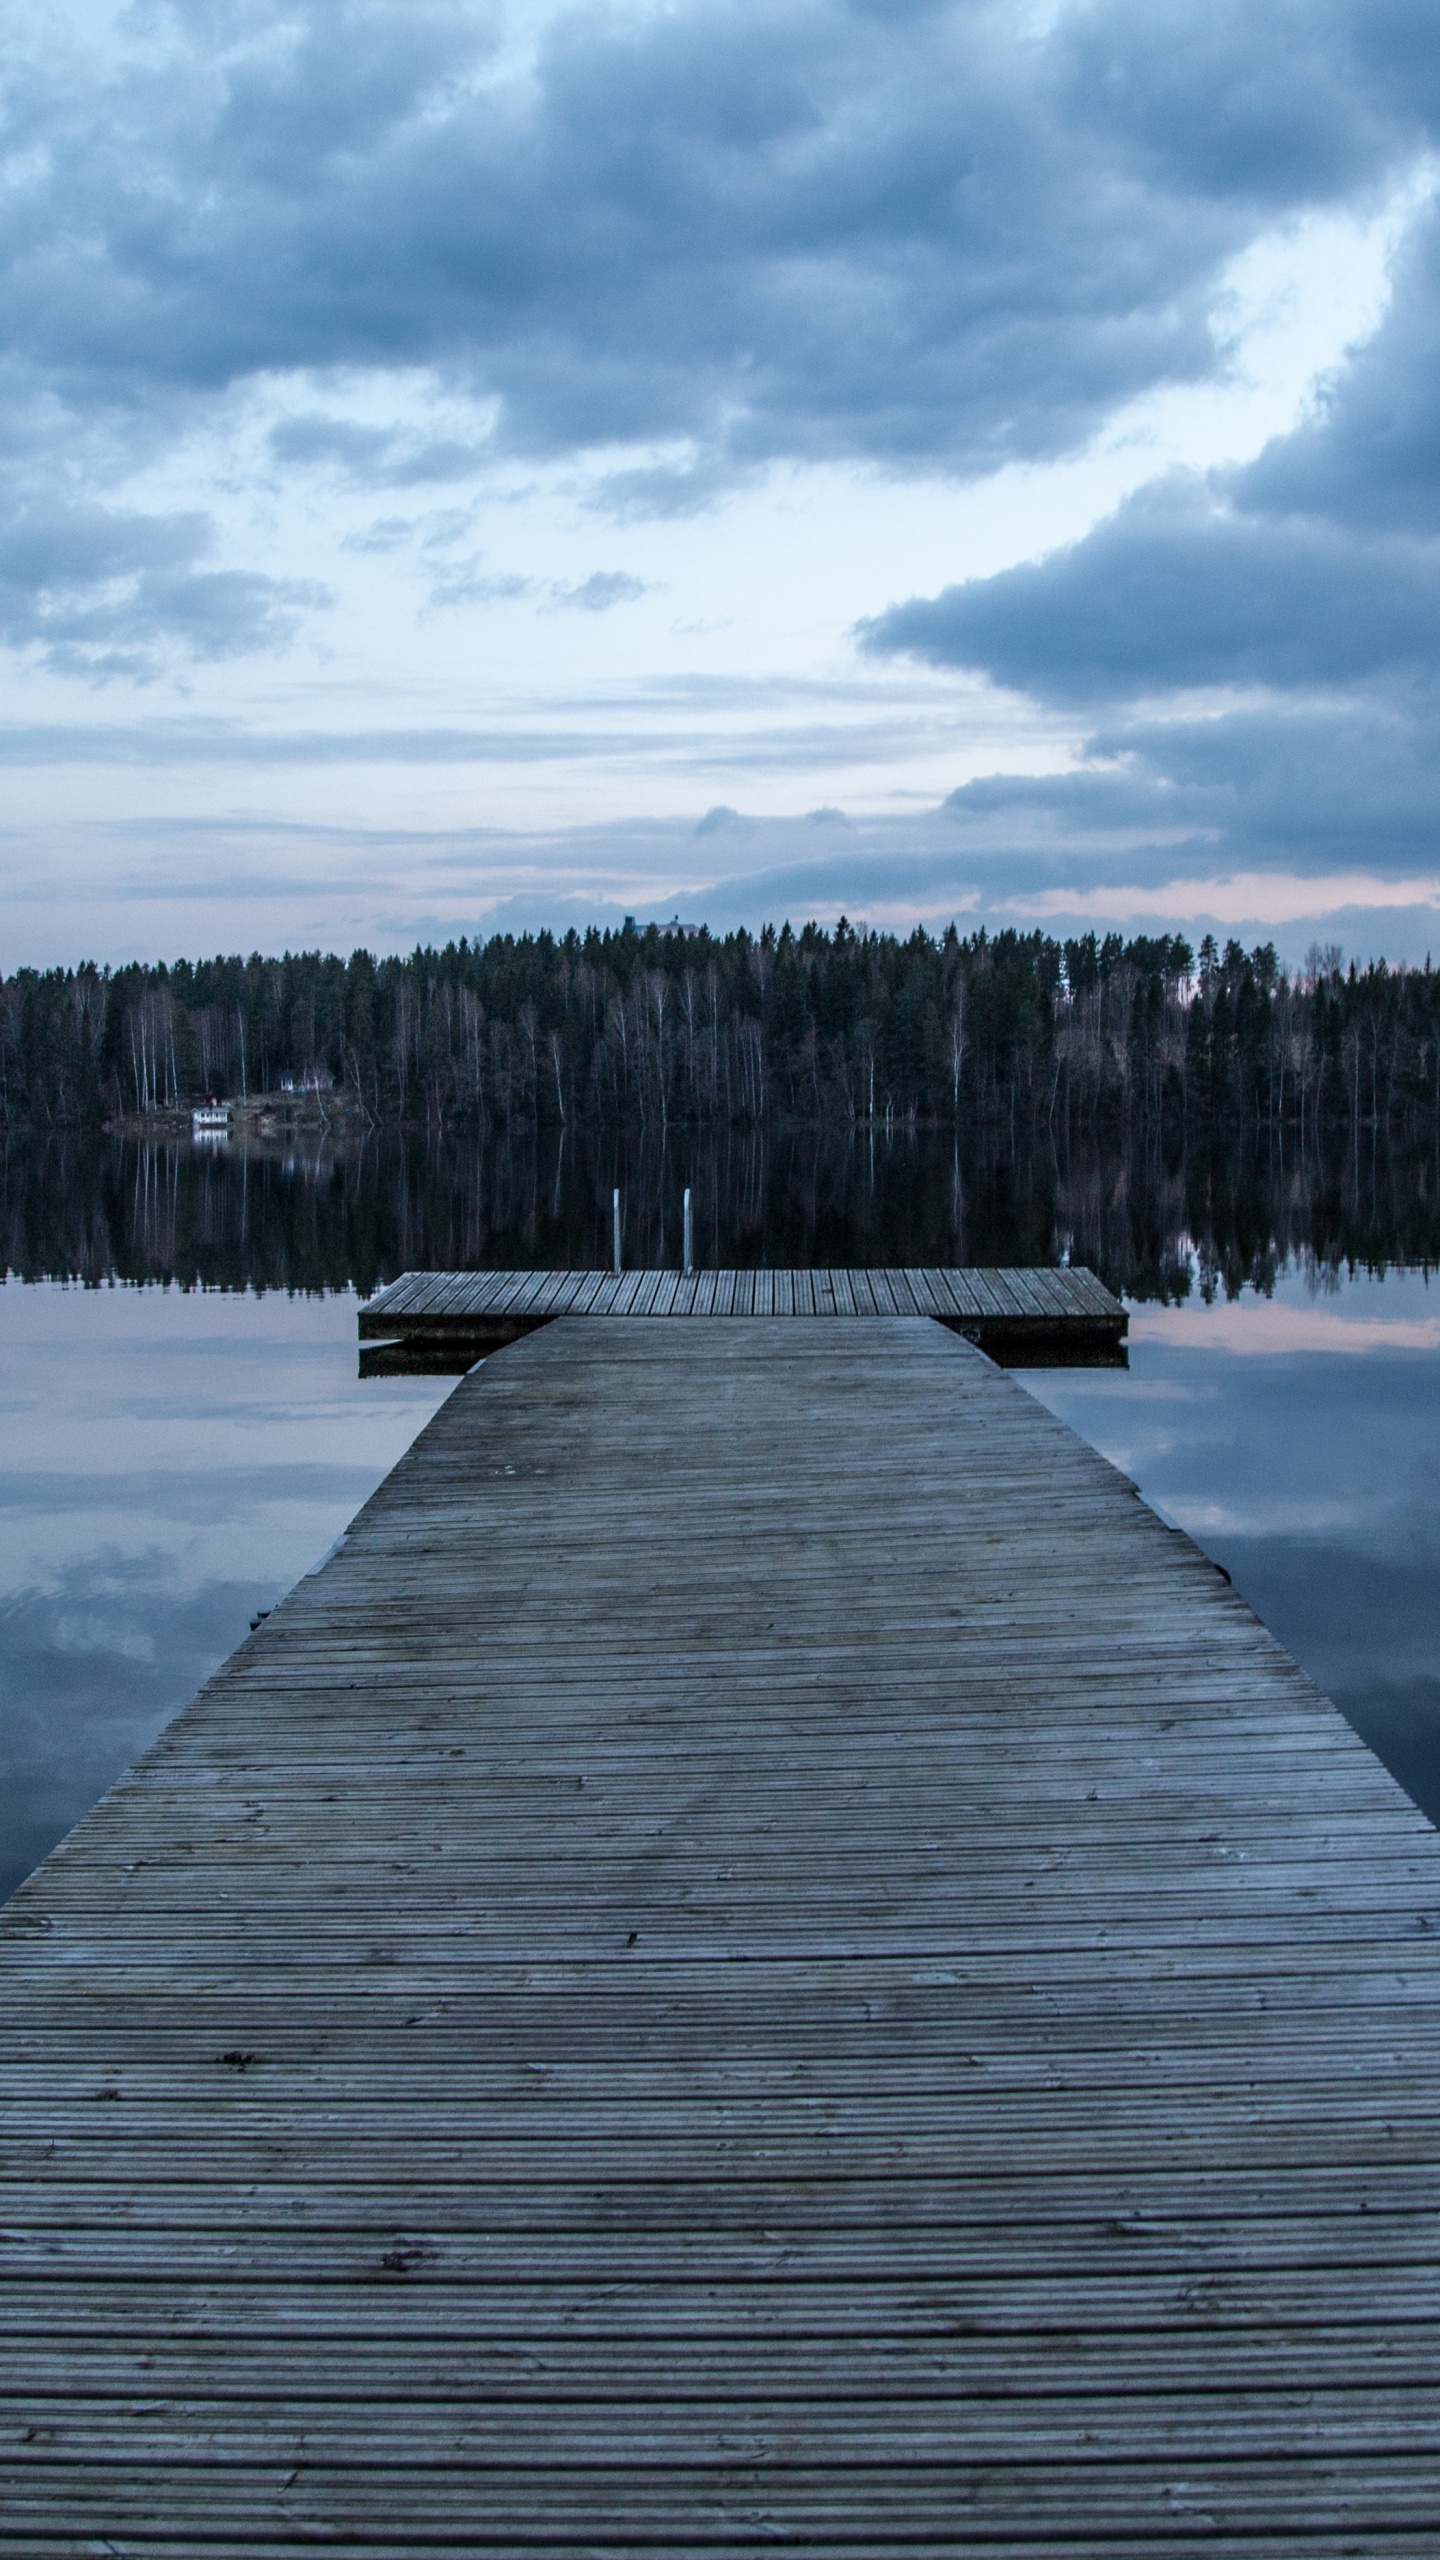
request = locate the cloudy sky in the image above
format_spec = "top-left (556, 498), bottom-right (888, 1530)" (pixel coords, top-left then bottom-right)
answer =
top-left (6, 0), bottom-right (1440, 965)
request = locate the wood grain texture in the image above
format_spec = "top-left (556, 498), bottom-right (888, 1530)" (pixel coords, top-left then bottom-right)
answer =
top-left (2, 1315), bottom-right (1437, 2555)
top-left (357, 1265), bottom-right (1129, 1368)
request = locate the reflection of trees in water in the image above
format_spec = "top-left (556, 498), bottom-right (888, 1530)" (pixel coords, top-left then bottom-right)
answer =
top-left (2, 1123), bottom-right (1437, 1301)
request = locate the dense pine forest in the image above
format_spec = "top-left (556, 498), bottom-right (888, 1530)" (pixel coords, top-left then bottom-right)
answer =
top-left (3, 920), bottom-right (1439, 1139)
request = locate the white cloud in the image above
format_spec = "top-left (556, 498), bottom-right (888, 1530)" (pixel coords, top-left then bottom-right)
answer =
top-left (2, 0), bottom-right (1440, 958)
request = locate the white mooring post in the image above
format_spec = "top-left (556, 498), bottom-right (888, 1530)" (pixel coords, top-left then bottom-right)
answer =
top-left (683, 1188), bottom-right (693, 1277)
top-left (612, 1188), bottom-right (622, 1276)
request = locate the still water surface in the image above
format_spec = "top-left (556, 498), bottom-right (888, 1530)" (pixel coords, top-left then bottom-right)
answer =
top-left (1041, 1268), bottom-right (1440, 1829)
top-left (0, 1285), bottom-right (449, 1902)
top-left (2, 1127), bottom-right (1438, 1900)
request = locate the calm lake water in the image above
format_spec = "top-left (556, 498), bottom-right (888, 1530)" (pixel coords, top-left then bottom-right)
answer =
top-left (2, 1125), bottom-right (1438, 1901)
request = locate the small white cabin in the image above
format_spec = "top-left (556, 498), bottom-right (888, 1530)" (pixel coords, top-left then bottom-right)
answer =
top-left (192, 1102), bottom-right (231, 1139)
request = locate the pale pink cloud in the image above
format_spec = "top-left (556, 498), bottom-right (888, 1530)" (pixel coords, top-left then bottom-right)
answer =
top-left (1011, 873), bottom-right (1440, 928)
top-left (1130, 1300), bottom-right (1440, 1355)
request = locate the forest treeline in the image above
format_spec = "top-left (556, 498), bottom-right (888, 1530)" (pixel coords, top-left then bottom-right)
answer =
top-left (3, 919), bottom-right (1439, 1138)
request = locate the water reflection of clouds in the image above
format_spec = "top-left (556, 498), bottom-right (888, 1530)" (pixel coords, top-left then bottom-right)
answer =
top-left (1132, 1302), bottom-right (1440, 1355)
top-left (4, 1263), bottom-right (1439, 1902)
top-left (1028, 1265), bottom-right (1440, 1828)
top-left (1165, 1496), bottom-right (1378, 1541)
top-left (0, 1283), bottom-right (449, 1902)
top-left (1, 1559), bottom-right (266, 1901)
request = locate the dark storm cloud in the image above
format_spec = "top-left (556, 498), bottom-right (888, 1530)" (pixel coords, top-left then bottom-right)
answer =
top-left (0, 0), bottom-right (1434, 668)
top-left (267, 415), bottom-right (495, 486)
top-left (859, 474), bottom-right (1440, 700)
top-left (919, 693), bottom-right (1440, 934)
top-left (931, 688), bottom-right (1440, 889)
top-left (941, 762), bottom-right (1226, 835)
top-left (855, 100), bottom-right (1440, 885)
top-left (2, 1), bottom-right (1422, 468)
top-left (855, 177), bottom-right (1440, 721)
top-left (1055, 0), bottom-right (1415, 204)
top-left (1236, 194), bottom-right (1440, 534)
top-left (851, 15), bottom-right (1440, 717)
top-left (1093, 693), bottom-right (1440, 861)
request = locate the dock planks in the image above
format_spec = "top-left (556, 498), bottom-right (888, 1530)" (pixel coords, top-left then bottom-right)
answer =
top-left (358, 1263), bottom-right (1128, 1368)
top-left (4, 1315), bottom-right (1440, 2555)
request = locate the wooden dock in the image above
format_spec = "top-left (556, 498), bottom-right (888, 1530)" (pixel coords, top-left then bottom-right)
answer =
top-left (4, 1314), bottom-right (1440, 2554)
top-left (359, 1263), bottom-right (1128, 1370)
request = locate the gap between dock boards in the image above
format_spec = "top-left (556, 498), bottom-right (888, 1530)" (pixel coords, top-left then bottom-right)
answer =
top-left (4, 1315), bottom-right (1440, 2555)
top-left (357, 1262), bottom-right (1128, 1372)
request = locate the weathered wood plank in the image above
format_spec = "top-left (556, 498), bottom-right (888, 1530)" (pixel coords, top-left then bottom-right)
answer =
top-left (2, 1315), bottom-right (1436, 2553)
top-left (355, 1267), bottom-right (1127, 1368)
